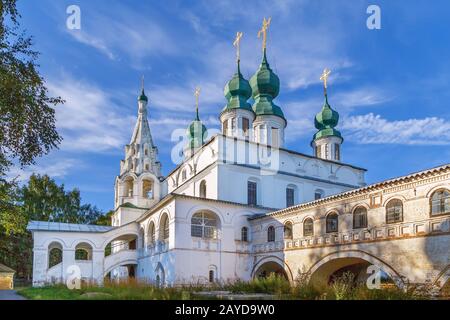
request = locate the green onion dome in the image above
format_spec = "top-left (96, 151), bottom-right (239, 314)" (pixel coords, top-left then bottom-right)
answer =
top-left (187, 111), bottom-right (208, 149)
top-left (249, 49), bottom-right (285, 120)
top-left (313, 94), bottom-right (342, 141)
top-left (222, 61), bottom-right (253, 114)
top-left (138, 88), bottom-right (148, 102)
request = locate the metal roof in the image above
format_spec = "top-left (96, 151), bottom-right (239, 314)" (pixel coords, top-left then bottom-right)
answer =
top-left (27, 221), bottom-right (115, 233)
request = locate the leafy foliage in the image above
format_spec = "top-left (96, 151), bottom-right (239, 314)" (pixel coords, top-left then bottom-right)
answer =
top-left (0, 0), bottom-right (63, 177)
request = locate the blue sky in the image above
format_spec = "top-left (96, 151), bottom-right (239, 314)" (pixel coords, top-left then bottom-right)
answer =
top-left (10, 0), bottom-right (450, 211)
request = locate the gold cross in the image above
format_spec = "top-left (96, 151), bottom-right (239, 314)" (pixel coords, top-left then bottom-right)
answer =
top-left (194, 86), bottom-right (201, 113)
top-left (233, 31), bottom-right (243, 62)
top-left (257, 17), bottom-right (271, 51)
top-left (320, 68), bottom-right (331, 95)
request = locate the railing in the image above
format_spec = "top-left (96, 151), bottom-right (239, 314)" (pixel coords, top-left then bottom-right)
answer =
top-left (253, 216), bottom-right (450, 253)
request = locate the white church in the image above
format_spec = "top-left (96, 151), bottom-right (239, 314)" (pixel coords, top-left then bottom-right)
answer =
top-left (27, 27), bottom-right (450, 292)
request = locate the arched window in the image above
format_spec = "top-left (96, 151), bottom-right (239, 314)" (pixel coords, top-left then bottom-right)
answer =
top-left (353, 206), bottom-right (368, 229)
top-left (124, 177), bottom-right (134, 197)
top-left (142, 179), bottom-right (153, 199)
top-left (283, 222), bottom-right (293, 240)
top-left (267, 226), bottom-right (275, 242)
top-left (159, 214), bottom-right (169, 241)
top-left (314, 189), bottom-right (324, 200)
top-left (144, 149), bottom-right (148, 156)
top-left (430, 189), bottom-right (450, 216)
top-left (386, 199), bottom-right (403, 223)
top-left (326, 212), bottom-right (338, 233)
top-left (191, 211), bottom-right (219, 239)
top-left (303, 218), bottom-right (314, 237)
top-left (75, 242), bottom-right (92, 261)
top-left (209, 270), bottom-right (215, 283)
top-left (147, 221), bottom-right (155, 245)
top-left (48, 242), bottom-right (63, 268)
top-left (199, 180), bottom-right (207, 198)
top-left (241, 227), bottom-right (248, 242)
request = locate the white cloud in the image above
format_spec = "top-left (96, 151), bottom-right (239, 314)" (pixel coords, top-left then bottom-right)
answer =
top-left (47, 76), bottom-right (134, 153)
top-left (341, 113), bottom-right (450, 145)
top-left (7, 159), bottom-right (77, 182)
top-left (65, 8), bottom-right (176, 61)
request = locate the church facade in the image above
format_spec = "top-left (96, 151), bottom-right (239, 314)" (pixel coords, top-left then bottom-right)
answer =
top-left (27, 35), bottom-right (450, 293)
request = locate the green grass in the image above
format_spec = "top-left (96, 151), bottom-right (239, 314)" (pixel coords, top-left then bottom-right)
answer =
top-left (18, 275), bottom-right (425, 300)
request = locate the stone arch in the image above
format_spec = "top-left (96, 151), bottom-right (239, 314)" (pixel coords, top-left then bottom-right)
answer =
top-left (101, 230), bottom-right (140, 250)
top-left (191, 209), bottom-right (221, 239)
top-left (251, 256), bottom-right (293, 282)
top-left (122, 175), bottom-right (135, 197)
top-left (147, 220), bottom-right (156, 245)
top-left (425, 184), bottom-right (450, 198)
top-left (74, 242), bottom-right (93, 261)
top-left (185, 205), bottom-right (225, 224)
top-left (159, 212), bottom-right (170, 241)
top-left (138, 226), bottom-right (145, 249)
top-left (155, 262), bottom-right (165, 286)
top-left (48, 241), bottom-right (63, 269)
top-left (199, 179), bottom-right (207, 198)
top-left (283, 220), bottom-right (293, 240)
top-left (382, 194), bottom-right (407, 207)
top-left (308, 250), bottom-right (405, 290)
top-left (433, 264), bottom-right (450, 289)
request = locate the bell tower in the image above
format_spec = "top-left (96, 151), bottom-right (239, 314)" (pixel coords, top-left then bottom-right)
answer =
top-left (114, 78), bottom-right (162, 215)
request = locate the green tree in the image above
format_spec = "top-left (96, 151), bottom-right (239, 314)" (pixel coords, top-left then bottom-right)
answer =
top-left (1, 0), bottom-right (63, 178)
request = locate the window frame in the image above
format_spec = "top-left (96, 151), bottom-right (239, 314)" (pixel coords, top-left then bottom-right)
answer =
top-left (241, 227), bottom-right (248, 242)
top-left (247, 181), bottom-right (257, 206)
top-left (353, 206), bottom-right (368, 229)
top-left (267, 225), bottom-right (275, 242)
top-left (286, 187), bottom-right (295, 207)
top-left (191, 211), bottom-right (219, 239)
top-left (430, 189), bottom-right (450, 217)
top-left (303, 218), bottom-right (314, 237)
top-left (326, 212), bottom-right (339, 233)
top-left (386, 199), bottom-right (404, 224)
top-left (283, 222), bottom-right (293, 240)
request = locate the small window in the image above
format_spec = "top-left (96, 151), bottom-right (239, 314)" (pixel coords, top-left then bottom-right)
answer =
top-left (386, 199), bottom-right (403, 223)
top-left (271, 127), bottom-right (279, 147)
top-left (145, 149), bottom-right (148, 156)
top-left (430, 189), bottom-right (450, 216)
top-left (316, 146), bottom-right (322, 158)
top-left (324, 144), bottom-right (329, 159)
top-left (242, 118), bottom-right (249, 138)
top-left (199, 180), bottom-right (207, 198)
top-left (335, 144), bottom-right (340, 161)
top-left (209, 270), bottom-right (215, 283)
top-left (314, 189), bottom-right (324, 200)
top-left (231, 117), bottom-right (236, 132)
top-left (286, 187), bottom-right (295, 207)
top-left (145, 164), bottom-right (149, 171)
top-left (223, 120), bottom-right (228, 135)
top-left (241, 227), bottom-right (248, 242)
top-left (247, 181), bottom-right (257, 206)
top-left (353, 206), bottom-right (368, 229)
top-left (181, 169), bottom-right (187, 181)
top-left (284, 222), bottom-right (293, 240)
top-left (326, 212), bottom-right (338, 233)
top-left (267, 226), bottom-right (275, 242)
top-left (303, 218), bottom-right (314, 237)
